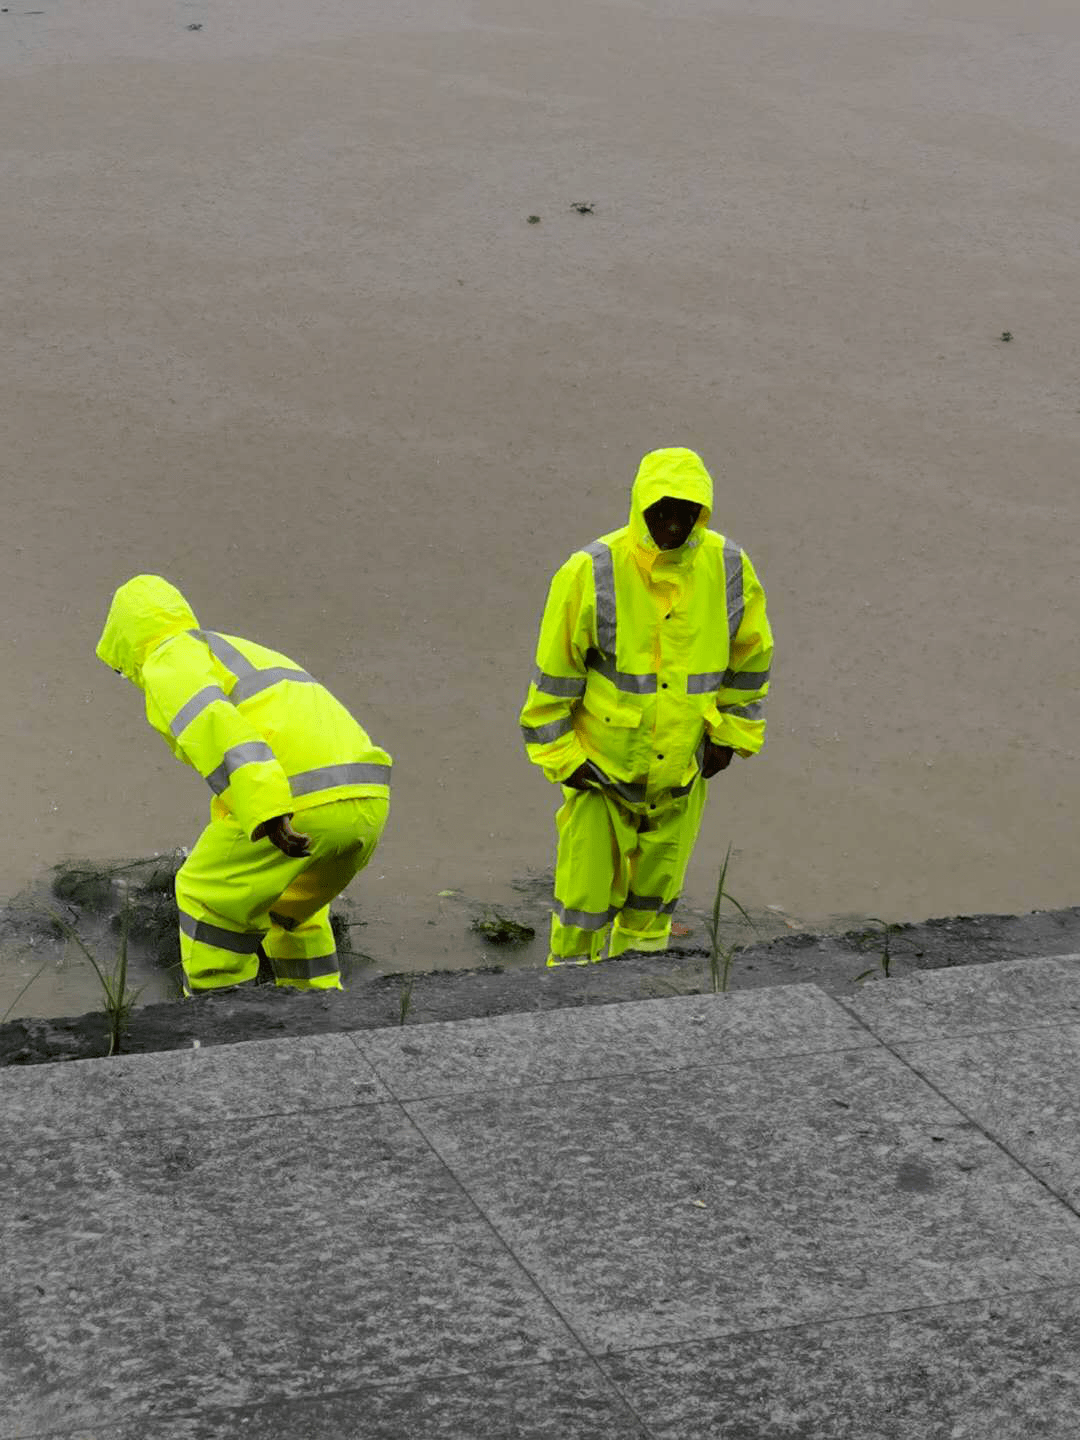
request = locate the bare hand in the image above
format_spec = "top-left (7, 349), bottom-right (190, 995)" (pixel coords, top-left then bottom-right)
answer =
top-left (702, 742), bottom-right (735, 779)
top-left (253, 814), bottom-right (312, 857)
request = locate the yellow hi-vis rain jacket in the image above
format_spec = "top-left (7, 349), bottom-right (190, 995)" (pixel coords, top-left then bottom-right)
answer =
top-left (96, 575), bottom-right (392, 838)
top-left (519, 448), bottom-right (772, 802)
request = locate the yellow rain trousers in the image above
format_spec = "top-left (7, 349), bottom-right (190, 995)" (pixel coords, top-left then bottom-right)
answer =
top-left (553, 778), bottom-right (708, 961)
top-left (96, 575), bottom-right (392, 994)
top-left (519, 448), bottom-right (772, 964)
top-left (174, 796), bottom-right (387, 992)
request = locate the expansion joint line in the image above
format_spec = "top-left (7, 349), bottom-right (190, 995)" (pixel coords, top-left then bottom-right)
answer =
top-left (833, 997), bottom-right (1080, 1227)
top-left (380, 1088), bottom-right (659, 1437)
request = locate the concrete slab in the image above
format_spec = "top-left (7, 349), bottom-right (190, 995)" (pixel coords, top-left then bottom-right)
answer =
top-left (0, 1105), bottom-right (580, 1438)
top-left (842, 954), bottom-right (1080, 1043)
top-left (406, 1046), bottom-right (1080, 1353)
top-left (895, 1024), bottom-right (1080, 1213)
top-left (601, 1286), bottom-right (1080, 1439)
top-left (40, 1360), bottom-right (651, 1439)
top-left (354, 986), bottom-right (873, 1100)
top-left (0, 1034), bottom-right (390, 1148)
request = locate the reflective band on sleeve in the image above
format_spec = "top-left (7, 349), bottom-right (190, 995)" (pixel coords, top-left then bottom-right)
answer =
top-left (717, 701), bottom-right (764, 719)
top-left (533, 668), bottom-right (586, 699)
top-left (521, 716), bottom-right (575, 746)
top-left (724, 538), bottom-right (744, 643)
top-left (586, 651), bottom-right (658, 694)
top-left (553, 901), bottom-right (619, 931)
top-left (231, 667), bottom-right (318, 703)
top-left (170, 685), bottom-right (228, 737)
top-left (585, 540), bottom-right (617, 655)
top-left (204, 741), bottom-right (277, 795)
top-left (178, 910), bottom-right (264, 954)
top-left (686, 671), bottom-right (725, 695)
top-left (288, 762), bottom-right (392, 796)
top-left (623, 893), bottom-right (679, 914)
top-left (721, 668), bottom-right (770, 690)
top-left (190, 629), bottom-right (257, 677)
top-left (270, 952), bottom-right (340, 980)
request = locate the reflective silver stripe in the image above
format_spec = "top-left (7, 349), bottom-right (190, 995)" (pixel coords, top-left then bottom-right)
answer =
top-left (232, 667), bottom-right (317, 703)
top-left (270, 952), bottom-right (339, 980)
top-left (686, 671), bottom-right (725, 695)
top-left (586, 651), bottom-right (657, 694)
top-left (582, 761), bottom-right (646, 804)
top-left (204, 741), bottom-right (276, 795)
top-left (190, 629), bottom-right (256, 677)
top-left (179, 910), bottom-right (263, 954)
top-left (720, 668), bottom-right (770, 691)
top-left (553, 901), bottom-right (618, 931)
top-left (288, 762), bottom-right (391, 796)
top-left (585, 540), bottom-right (617, 655)
top-left (522, 717), bottom-right (575, 746)
top-left (717, 701), bottom-right (764, 719)
top-left (724, 539), bottom-right (744, 643)
top-left (623, 893), bottom-right (678, 914)
top-left (533, 668), bottom-right (586, 699)
top-left (170, 685), bottom-right (228, 737)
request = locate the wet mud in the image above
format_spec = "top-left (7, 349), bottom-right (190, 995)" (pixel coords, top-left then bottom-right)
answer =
top-left (4, 860), bottom-right (1079, 1066)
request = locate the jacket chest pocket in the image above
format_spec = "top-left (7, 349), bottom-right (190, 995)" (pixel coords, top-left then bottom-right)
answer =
top-left (581, 686), bottom-right (643, 729)
top-left (578, 684), bottom-right (649, 770)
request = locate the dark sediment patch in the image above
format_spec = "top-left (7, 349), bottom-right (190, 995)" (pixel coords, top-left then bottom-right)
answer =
top-left (3, 901), bottom-right (1079, 1067)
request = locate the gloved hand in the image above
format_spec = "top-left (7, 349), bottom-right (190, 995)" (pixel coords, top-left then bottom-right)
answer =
top-left (561, 763), bottom-right (596, 791)
top-left (252, 814), bottom-right (312, 857)
top-left (702, 742), bottom-right (735, 779)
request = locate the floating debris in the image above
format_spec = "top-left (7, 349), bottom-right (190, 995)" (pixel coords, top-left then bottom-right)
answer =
top-left (471, 913), bottom-right (535, 945)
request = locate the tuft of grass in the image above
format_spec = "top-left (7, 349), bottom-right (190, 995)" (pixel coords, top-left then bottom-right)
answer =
top-left (852, 917), bottom-right (903, 983)
top-left (49, 903), bottom-right (143, 1056)
top-left (399, 977), bottom-right (415, 1027)
top-left (705, 844), bottom-right (756, 993)
top-left (1, 961), bottom-right (49, 1025)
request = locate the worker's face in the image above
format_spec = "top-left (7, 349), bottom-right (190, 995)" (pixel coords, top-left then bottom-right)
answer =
top-left (644, 496), bottom-right (701, 550)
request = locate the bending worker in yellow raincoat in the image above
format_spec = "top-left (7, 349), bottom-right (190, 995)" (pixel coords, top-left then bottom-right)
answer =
top-left (96, 575), bottom-right (391, 994)
top-left (520, 447), bottom-right (772, 965)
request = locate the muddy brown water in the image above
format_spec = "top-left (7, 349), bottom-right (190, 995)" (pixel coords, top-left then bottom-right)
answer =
top-left (2, 0), bottom-right (1078, 1020)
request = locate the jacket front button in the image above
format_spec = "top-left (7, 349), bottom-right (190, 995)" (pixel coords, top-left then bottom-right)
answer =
top-left (661, 682), bottom-right (668, 689)
top-left (657, 753), bottom-right (664, 760)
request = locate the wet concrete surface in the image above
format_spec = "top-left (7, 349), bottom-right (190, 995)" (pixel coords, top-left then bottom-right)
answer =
top-left (5, 958), bottom-right (1080, 1437)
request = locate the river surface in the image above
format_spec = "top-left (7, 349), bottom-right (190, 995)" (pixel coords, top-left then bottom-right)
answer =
top-left (2, 0), bottom-right (1078, 1019)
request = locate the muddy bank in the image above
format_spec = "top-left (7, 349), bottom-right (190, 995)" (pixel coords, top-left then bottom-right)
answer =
top-left (4, 903), bottom-right (1079, 1068)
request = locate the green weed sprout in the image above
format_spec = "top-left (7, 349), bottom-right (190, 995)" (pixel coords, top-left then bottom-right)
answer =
top-left (399, 976), bottom-right (415, 1026)
top-left (706, 844), bottom-right (756, 993)
top-left (852, 917), bottom-right (904, 983)
top-left (49, 903), bottom-right (143, 1056)
top-left (1, 961), bottom-right (49, 1026)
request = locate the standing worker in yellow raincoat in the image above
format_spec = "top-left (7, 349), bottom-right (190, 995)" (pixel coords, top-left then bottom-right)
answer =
top-left (520, 448), bottom-right (772, 965)
top-left (96, 575), bottom-right (392, 994)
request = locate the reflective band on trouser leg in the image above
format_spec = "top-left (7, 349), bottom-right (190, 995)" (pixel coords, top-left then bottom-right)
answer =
top-left (177, 908), bottom-right (264, 992)
top-left (609, 778), bottom-right (709, 958)
top-left (262, 906), bottom-right (341, 991)
top-left (550, 786), bottom-right (636, 965)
